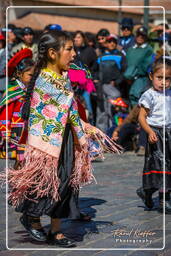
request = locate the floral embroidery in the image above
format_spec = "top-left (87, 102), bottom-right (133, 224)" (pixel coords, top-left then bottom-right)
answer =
top-left (28, 69), bottom-right (85, 147)
top-left (42, 105), bottom-right (58, 119)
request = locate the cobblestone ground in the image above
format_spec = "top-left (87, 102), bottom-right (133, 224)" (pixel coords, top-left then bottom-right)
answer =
top-left (0, 153), bottom-right (170, 256)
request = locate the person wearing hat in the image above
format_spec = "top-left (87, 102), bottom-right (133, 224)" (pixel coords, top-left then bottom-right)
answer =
top-left (11, 27), bottom-right (38, 61)
top-left (95, 28), bottom-right (110, 56)
top-left (118, 18), bottom-right (135, 54)
top-left (43, 24), bottom-right (62, 33)
top-left (106, 97), bottom-right (129, 139)
top-left (124, 26), bottom-right (154, 106)
top-left (95, 34), bottom-right (126, 132)
top-left (0, 48), bottom-right (35, 167)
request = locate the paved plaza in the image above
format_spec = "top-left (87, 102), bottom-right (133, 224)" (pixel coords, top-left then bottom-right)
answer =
top-left (0, 153), bottom-right (171, 256)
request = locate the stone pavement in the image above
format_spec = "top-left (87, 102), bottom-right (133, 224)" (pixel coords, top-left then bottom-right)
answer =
top-left (0, 153), bottom-right (171, 256)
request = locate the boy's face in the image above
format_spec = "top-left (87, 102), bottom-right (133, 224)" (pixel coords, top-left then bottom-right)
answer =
top-left (121, 27), bottom-right (132, 37)
top-left (97, 36), bottom-right (107, 47)
top-left (23, 34), bottom-right (33, 45)
top-left (106, 40), bottom-right (117, 51)
top-left (136, 34), bottom-right (146, 45)
top-left (151, 67), bottom-right (171, 91)
top-left (19, 66), bottom-right (34, 86)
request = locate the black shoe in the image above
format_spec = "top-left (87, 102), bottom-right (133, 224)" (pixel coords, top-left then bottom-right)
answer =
top-left (20, 215), bottom-right (46, 242)
top-left (28, 227), bottom-right (47, 242)
top-left (47, 231), bottom-right (76, 248)
top-left (136, 187), bottom-right (154, 209)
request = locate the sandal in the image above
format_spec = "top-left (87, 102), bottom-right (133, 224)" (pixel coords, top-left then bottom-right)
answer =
top-left (47, 231), bottom-right (76, 248)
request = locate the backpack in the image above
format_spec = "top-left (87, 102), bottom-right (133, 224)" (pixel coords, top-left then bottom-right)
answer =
top-left (98, 54), bottom-right (122, 84)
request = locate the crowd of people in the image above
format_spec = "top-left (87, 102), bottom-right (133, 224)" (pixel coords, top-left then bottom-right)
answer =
top-left (0, 17), bottom-right (171, 247)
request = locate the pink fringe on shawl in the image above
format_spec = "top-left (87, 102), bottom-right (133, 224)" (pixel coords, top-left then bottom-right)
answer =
top-left (68, 69), bottom-right (96, 93)
top-left (2, 125), bottom-right (122, 207)
top-left (7, 145), bottom-right (60, 207)
top-left (69, 125), bottom-right (122, 189)
top-left (69, 143), bottom-right (96, 189)
top-left (84, 123), bottom-right (123, 159)
top-left (6, 143), bottom-right (96, 207)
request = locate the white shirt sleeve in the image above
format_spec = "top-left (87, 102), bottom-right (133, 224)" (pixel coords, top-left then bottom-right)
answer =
top-left (138, 90), bottom-right (153, 110)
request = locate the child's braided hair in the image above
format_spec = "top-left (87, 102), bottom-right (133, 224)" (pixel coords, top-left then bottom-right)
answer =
top-left (22, 30), bottom-right (73, 120)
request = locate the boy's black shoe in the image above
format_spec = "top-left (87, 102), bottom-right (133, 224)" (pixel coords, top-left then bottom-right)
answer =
top-left (136, 187), bottom-right (154, 209)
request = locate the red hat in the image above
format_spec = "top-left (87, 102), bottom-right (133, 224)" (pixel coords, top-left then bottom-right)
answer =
top-left (8, 48), bottom-right (32, 77)
top-left (109, 97), bottom-right (128, 108)
top-left (0, 33), bottom-right (5, 41)
top-left (106, 34), bottom-right (118, 42)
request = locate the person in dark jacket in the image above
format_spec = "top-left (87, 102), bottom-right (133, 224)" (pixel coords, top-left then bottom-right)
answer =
top-left (118, 18), bottom-right (135, 54)
top-left (73, 30), bottom-right (97, 123)
top-left (95, 34), bottom-right (126, 132)
top-left (74, 30), bottom-right (97, 73)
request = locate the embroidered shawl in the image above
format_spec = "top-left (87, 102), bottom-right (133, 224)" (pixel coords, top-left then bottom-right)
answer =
top-left (7, 68), bottom-right (121, 206)
top-left (0, 80), bottom-right (25, 140)
top-left (0, 80), bottom-right (26, 153)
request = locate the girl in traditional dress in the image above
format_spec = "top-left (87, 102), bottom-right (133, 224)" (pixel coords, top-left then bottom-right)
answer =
top-left (0, 48), bottom-right (34, 168)
top-left (7, 30), bottom-right (121, 247)
top-left (137, 57), bottom-right (171, 213)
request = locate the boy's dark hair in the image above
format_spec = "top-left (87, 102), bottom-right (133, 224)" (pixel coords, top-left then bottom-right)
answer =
top-left (96, 28), bottom-right (110, 38)
top-left (22, 30), bottom-right (73, 120)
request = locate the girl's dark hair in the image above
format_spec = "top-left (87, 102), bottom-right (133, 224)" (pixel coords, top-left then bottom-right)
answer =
top-left (151, 56), bottom-right (171, 74)
top-left (74, 30), bottom-right (88, 46)
top-left (22, 30), bottom-right (73, 120)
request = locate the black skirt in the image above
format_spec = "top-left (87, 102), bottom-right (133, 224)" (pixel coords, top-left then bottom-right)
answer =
top-left (15, 124), bottom-right (80, 219)
top-left (143, 126), bottom-right (171, 190)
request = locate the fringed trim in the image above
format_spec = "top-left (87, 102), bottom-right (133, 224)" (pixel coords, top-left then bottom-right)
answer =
top-left (84, 123), bottom-right (123, 159)
top-left (70, 143), bottom-right (96, 190)
top-left (7, 145), bottom-right (60, 207)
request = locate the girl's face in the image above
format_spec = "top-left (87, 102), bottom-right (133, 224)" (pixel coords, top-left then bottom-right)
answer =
top-left (19, 66), bottom-right (34, 86)
top-left (151, 67), bottom-right (171, 91)
top-left (58, 40), bottom-right (76, 72)
top-left (74, 33), bottom-right (84, 47)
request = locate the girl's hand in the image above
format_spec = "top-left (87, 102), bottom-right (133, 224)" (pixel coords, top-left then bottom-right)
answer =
top-left (148, 131), bottom-right (158, 144)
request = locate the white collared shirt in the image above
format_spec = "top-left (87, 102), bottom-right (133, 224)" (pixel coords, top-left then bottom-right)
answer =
top-left (133, 43), bottom-right (147, 49)
top-left (139, 87), bottom-right (171, 128)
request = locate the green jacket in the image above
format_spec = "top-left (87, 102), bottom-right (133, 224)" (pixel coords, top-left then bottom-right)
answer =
top-left (124, 43), bottom-right (154, 80)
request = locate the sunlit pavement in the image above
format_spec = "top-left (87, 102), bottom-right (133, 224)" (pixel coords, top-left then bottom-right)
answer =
top-left (0, 153), bottom-right (170, 256)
